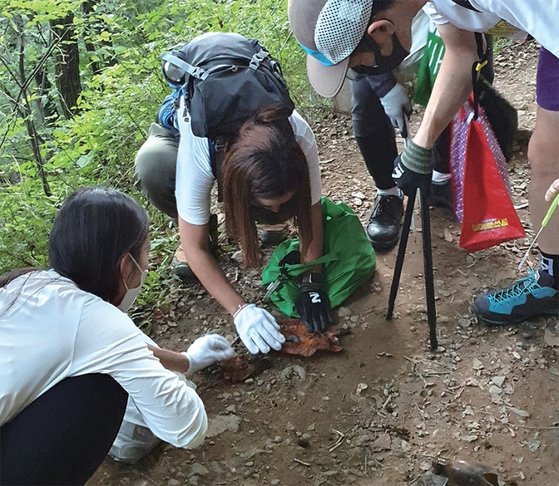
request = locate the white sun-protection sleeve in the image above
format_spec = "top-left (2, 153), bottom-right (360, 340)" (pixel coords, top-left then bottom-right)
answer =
top-left (72, 300), bottom-right (207, 449)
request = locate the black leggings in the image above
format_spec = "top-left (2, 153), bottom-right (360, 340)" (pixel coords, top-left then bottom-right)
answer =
top-left (1, 374), bottom-right (127, 486)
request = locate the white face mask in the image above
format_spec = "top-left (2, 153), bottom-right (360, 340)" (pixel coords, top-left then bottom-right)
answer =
top-left (117, 253), bottom-right (148, 312)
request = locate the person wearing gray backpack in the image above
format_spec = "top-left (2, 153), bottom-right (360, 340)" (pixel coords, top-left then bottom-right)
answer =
top-left (134, 32), bottom-right (333, 353)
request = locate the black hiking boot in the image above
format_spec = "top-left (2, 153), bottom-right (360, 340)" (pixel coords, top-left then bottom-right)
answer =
top-left (366, 194), bottom-right (404, 252)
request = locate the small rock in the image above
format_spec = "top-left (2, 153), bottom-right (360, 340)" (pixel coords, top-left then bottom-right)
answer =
top-left (489, 385), bottom-right (502, 395)
top-left (492, 376), bottom-right (506, 387)
top-left (508, 406), bottom-right (530, 418)
top-left (544, 328), bottom-right (559, 347)
top-left (279, 365), bottom-right (307, 381)
top-left (206, 415), bottom-right (241, 438)
top-left (401, 439), bottom-right (412, 453)
top-left (355, 383), bottom-right (368, 396)
top-left (189, 463), bottom-right (209, 477)
top-left (338, 306), bottom-right (352, 317)
top-left (461, 435), bottom-right (479, 442)
top-left (472, 358), bottom-right (484, 370)
top-left (296, 437), bottom-right (310, 448)
top-left (370, 432), bottom-right (391, 452)
top-left (231, 250), bottom-right (244, 264)
top-left (527, 439), bottom-right (541, 453)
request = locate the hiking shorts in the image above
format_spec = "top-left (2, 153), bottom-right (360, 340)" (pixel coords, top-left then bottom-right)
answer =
top-left (536, 47), bottom-right (559, 112)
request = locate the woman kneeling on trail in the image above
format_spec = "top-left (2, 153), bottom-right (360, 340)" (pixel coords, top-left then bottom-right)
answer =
top-left (135, 33), bottom-right (333, 352)
top-left (0, 187), bottom-right (235, 485)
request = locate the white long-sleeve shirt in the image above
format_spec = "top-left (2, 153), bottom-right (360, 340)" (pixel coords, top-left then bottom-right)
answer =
top-left (424, 0), bottom-right (558, 57)
top-left (0, 269), bottom-right (207, 448)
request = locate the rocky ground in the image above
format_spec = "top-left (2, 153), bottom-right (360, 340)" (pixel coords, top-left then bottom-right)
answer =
top-left (89, 41), bottom-right (559, 485)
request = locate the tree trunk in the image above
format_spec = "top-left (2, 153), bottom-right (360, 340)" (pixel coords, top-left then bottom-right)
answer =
top-left (81, 0), bottom-right (116, 75)
top-left (50, 13), bottom-right (81, 118)
top-left (11, 16), bottom-right (52, 196)
top-left (81, 0), bottom-right (101, 75)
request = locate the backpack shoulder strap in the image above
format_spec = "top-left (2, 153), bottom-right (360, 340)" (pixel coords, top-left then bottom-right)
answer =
top-left (471, 32), bottom-right (489, 120)
top-left (208, 138), bottom-right (226, 202)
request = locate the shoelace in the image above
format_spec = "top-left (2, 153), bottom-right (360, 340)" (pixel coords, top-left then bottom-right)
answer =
top-left (488, 271), bottom-right (540, 304)
top-left (371, 196), bottom-right (395, 220)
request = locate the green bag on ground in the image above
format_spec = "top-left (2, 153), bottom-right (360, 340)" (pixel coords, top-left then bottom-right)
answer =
top-left (261, 197), bottom-right (376, 318)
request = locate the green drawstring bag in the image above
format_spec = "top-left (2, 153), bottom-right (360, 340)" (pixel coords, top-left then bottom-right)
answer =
top-left (261, 197), bottom-right (376, 317)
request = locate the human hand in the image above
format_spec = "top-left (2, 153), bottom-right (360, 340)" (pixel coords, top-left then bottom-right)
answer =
top-left (545, 178), bottom-right (559, 202)
top-left (392, 139), bottom-right (432, 196)
top-left (295, 281), bottom-right (332, 333)
top-left (233, 304), bottom-right (286, 354)
top-left (380, 83), bottom-right (412, 135)
top-left (184, 334), bottom-right (236, 374)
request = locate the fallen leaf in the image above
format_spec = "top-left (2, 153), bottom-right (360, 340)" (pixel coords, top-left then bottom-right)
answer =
top-left (279, 319), bottom-right (343, 357)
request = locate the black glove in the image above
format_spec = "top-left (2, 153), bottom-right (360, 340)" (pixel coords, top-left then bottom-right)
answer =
top-left (295, 273), bottom-right (332, 333)
top-left (392, 139), bottom-right (433, 196)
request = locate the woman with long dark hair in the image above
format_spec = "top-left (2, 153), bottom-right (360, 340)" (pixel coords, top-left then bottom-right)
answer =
top-left (135, 34), bottom-right (333, 354)
top-left (0, 187), bottom-right (234, 485)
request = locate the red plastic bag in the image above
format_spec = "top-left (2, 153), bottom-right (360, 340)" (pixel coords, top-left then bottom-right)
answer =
top-left (449, 100), bottom-right (525, 252)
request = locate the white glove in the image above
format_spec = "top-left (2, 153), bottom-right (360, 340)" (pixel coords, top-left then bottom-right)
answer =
top-left (233, 304), bottom-right (285, 354)
top-left (545, 178), bottom-right (559, 202)
top-left (184, 334), bottom-right (236, 374)
top-left (379, 82), bottom-right (411, 134)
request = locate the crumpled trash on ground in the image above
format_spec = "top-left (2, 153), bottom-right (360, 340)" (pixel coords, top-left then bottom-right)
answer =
top-left (432, 458), bottom-right (500, 486)
top-left (279, 318), bottom-right (343, 357)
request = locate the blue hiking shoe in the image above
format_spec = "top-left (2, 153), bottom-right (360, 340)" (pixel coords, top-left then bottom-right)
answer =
top-left (472, 270), bottom-right (559, 326)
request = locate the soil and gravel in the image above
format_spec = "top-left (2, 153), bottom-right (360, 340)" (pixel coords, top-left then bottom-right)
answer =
top-left (89, 41), bottom-right (559, 485)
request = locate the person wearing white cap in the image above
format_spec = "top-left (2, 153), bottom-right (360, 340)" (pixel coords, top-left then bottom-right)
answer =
top-left (288, 0), bottom-right (559, 326)
top-left (288, 0), bottom-right (453, 252)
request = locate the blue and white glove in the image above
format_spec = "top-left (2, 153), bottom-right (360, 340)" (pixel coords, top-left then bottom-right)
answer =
top-left (184, 334), bottom-right (236, 374)
top-left (380, 83), bottom-right (412, 135)
top-left (234, 304), bottom-right (285, 354)
top-left (392, 139), bottom-right (433, 196)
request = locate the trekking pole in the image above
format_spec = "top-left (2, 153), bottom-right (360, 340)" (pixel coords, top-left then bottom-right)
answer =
top-left (419, 187), bottom-right (438, 350)
top-left (386, 186), bottom-right (438, 350)
top-left (386, 188), bottom-right (416, 320)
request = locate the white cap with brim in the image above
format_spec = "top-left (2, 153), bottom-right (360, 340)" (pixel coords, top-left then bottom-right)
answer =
top-left (288, 0), bottom-right (374, 98)
top-left (306, 55), bottom-right (350, 99)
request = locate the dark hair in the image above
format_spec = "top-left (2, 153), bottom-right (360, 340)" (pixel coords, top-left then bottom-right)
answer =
top-left (221, 105), bottom-right (313, 267)
top-left (371, 0), bottom-right (396, 17)
top-left (0, 268), bottom-right (37, 289)
top-left (48, 186), bottom-right (149, 302)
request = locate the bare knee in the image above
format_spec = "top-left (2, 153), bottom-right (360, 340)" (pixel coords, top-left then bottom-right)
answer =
top-left (528, 109), bottom-right (559, 178)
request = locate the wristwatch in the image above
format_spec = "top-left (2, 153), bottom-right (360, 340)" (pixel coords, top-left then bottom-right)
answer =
top-left (301, 272), bottom-right (323, 285)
